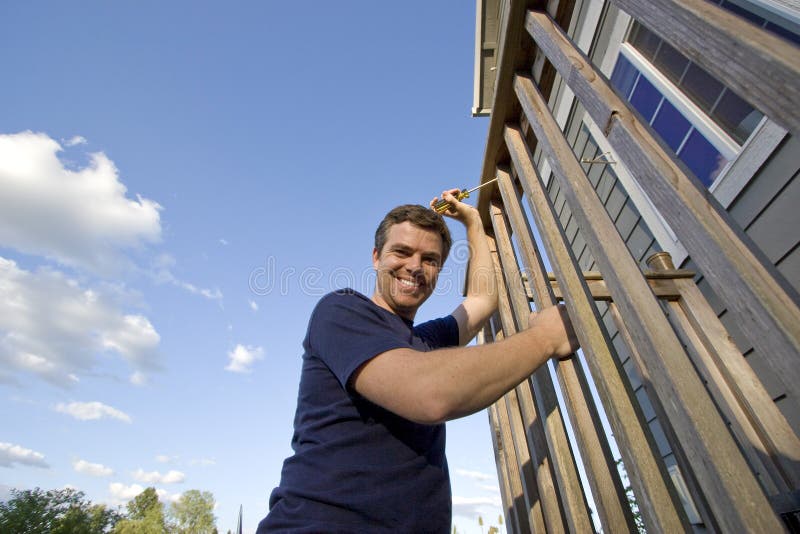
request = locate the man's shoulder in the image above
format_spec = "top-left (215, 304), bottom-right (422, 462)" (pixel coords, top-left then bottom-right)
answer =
top-left (315, 289), bottom-right (369, 308)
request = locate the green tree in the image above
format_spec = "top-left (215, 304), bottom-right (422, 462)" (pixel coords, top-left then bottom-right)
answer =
top-left (113, 487), bottom-right (167, 534)
top-left (0, 487), bottom-right (120, 534)
top-left (169, 490), bottom-right (217, 534)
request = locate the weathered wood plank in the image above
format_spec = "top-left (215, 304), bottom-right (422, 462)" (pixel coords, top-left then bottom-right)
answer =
top-left (535, 276), bottom-right (683, 301)
top-left (503, 127), bottom-right (689, 533)
top-left (481, 326), bottom-right (519, 533)
top-left (511, 70), bottom-right (786, 531)
top-left (610, 0), bottom-right (800, 136)
top-left (525, 9), bottom-right (800, 405)
top-left (475, 0), bottom-right (540, 227)
top-left (667, 268), bottom-right (800, 491)
top-left (605, 302), bottom-right (718, 531)
top-left (491, 193), bottom-right (636, 533)
top-left (489, 236), bottom-right (552, 534)
top-left (490, 232), bottom-right (572, 533)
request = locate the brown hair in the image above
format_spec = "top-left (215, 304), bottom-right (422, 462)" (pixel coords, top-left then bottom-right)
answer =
top-left (374, 204), bottom-right (452, 263)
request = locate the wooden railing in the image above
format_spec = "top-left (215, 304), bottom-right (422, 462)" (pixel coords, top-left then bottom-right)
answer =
top-left (474, 1), bottom-right (800, 532)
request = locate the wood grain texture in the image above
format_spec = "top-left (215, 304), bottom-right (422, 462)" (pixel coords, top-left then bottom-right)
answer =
top-left (511, 68), bottom-right (785, 531)
top-left (491, 194), bottom-right (636, 533)
top-left (502, 128), bottom-right (689, 533)
top-left (611, 0), bottom-right (800, 136)
top-left (490, 232), bottom-right (572, 533)
top-left (525, 9), bottom-right (800, 407)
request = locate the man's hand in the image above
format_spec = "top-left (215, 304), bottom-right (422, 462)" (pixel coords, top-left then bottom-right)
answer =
top-left (528, 304), bottom-right (580, 359)
top-left (430, 188), bottom-right (481, 226)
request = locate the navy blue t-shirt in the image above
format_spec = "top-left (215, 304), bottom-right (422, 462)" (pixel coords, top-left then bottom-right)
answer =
top-left (258, 290), bottom-right (460, 533)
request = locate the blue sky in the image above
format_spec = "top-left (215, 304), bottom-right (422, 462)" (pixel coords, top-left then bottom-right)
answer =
top-left (0, 2), bottom-right (506, 532)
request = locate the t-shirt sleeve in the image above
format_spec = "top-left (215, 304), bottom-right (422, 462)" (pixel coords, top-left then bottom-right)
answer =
top-left (414, 315), bottom-right (460, 349)
top-left (306, 293), bottom-right (414, 389)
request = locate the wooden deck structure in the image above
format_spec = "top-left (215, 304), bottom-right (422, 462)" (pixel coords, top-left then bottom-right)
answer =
top-left (471, 1), bottom-right (800, 532)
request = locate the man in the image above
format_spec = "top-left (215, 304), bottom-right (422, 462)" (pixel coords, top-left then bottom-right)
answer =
top-left (258, 190), bottom-right (578, 533)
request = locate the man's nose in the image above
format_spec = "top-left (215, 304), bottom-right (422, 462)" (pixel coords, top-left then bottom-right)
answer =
top-left (405, 254), bottom-right (423, 273)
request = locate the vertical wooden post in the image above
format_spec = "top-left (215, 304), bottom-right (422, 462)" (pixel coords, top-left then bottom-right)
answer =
top-left (490, 196), bottom-right (636, 533)
top-left (524, 10), bottom-right (800, 402)
top-left (511, 68), bottom-right (785, 531)
top-left (501, 130), bottom-right (689, 533)
top-left (648, 253), bottom-right (800, 494)
top-left (490, 234), bottom-right (567, 534)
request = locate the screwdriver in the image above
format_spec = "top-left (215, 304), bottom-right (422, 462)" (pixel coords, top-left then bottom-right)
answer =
top-left (432, 177), bottom-right (499, 214)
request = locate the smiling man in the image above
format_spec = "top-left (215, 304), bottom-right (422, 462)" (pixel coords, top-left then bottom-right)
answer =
top-left (258, 190), bottom-right (578, 533)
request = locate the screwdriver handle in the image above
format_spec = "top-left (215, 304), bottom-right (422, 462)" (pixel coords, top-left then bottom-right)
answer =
top-left (433, 189), bottom-right (470, 214)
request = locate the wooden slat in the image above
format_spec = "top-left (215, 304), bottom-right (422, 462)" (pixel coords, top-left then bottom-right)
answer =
top-left (525, 9), bottom-right (800, 404)
top-left (505, 388), bottom-right (548, 534)
top-left (474, 0), bottom-right (539, 227)
top-left (491, 196), bottom-right (636, 533)
top-left (605, 302), bottom-right (718, 531)
top-left (490, 237), bottom-right (551, 534)
top-left (672, 274), bottom-right (800, 491)
top-left (611, 0), bottom-right (800, 136)
top-left (511, 69), bottom-right (786, 531)
top-left (502, 130), bottom-right (689, 533)
top-left (493, 393), bottom-right (534, 534)
top-left (537, 276), bottom-right (682, 301)
top-left (487, 402), bottom-right (519, 534)
top-left (490, 234), bottom-right (568, 533)
top-left (481, 325), bottom-right (519, 532)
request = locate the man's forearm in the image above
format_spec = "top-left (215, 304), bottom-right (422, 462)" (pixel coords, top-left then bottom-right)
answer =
top-left (464, 216), bottom-right (497, 304)
top-left (353, 306), bottom-right (575, 424)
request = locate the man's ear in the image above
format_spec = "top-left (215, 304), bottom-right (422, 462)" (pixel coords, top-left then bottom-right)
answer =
top-left (372, 247), bottom-right (380, 269)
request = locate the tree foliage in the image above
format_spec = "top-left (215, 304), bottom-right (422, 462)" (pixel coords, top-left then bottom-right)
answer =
top-left (113, 487), bottom-right (167, 534)
top-left (1, 486), bottom-right (218, 534)
top-left (0, 487), bottom-right (120, 534)
top-left (169, 489), bottom-right (216, 534)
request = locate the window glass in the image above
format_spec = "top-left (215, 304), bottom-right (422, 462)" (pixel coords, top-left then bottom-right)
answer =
top-left (653, 41), bottom-right (688, 84)
top-left (652, 100), bottom-right (692, 151)
top-left (610, 54), bottom-right (639, 98)
top-left (712, 89), bottom-right (762, 144)
top-left (629, 75), bottom-right (662, 122)
top-left (626, 21), bottom-right (762, 143)
top-left (628, 22), bottom-right (660, 60)
top-left (679, 129), bottom-right (728, 186)
top-left (681, 64), bottom-right (724, 110)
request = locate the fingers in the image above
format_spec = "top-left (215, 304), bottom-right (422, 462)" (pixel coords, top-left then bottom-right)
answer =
top-left (529, 304), bottom-right (580, 359)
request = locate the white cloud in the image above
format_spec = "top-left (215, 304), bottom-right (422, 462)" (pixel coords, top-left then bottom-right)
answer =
top-left (455, 468), bottom-right (495, 482)
top-left (219, 238), bottom-right (228, 246)
top-left (64, 135), bottom-right (87, 147)
top-left (249, 300), bottom-right (258, 311)
top-left (155, 454), bottom-right (177, 464)
top-left (156, 488), bottom-right (182, 503)
top-left (0, 258), bottom-right (160, 386)
top-left (150, 254), bottom-right (223, 301)
top-left (451, 495), bottom-right (502, 520)
top-left (0, 442), bottom-right (49, 468)
top-left (189, 457), bottom-right (216, 466)
top-left (73, 459), bottom-right (113, 477)
top-left (56, 401), bottom-right (132, 423)
top-left (0, 131), bottom-right (162, 274)
top-left (225, 344), bottom-right (263, 373)
top-left (109, 482), bottom-right (145, 502)
top-left (132, 468), bottom-right (185, 484)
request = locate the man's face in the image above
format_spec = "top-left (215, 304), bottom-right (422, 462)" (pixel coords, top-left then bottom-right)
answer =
top-left (372, 221), bottom-right (443, 321)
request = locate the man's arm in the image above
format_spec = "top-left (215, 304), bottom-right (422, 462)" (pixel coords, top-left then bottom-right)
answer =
top-left (351, 305), bottom-right (578, 425)
top-left (431, 189), bottom-right (498, 345)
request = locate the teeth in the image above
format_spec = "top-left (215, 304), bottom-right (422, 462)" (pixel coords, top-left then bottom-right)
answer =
top-left (397, 278), bottom-right (419, 288)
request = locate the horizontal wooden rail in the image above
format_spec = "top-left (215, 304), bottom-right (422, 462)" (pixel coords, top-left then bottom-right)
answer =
top-left (525, 9), bottom-right (800, 405)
